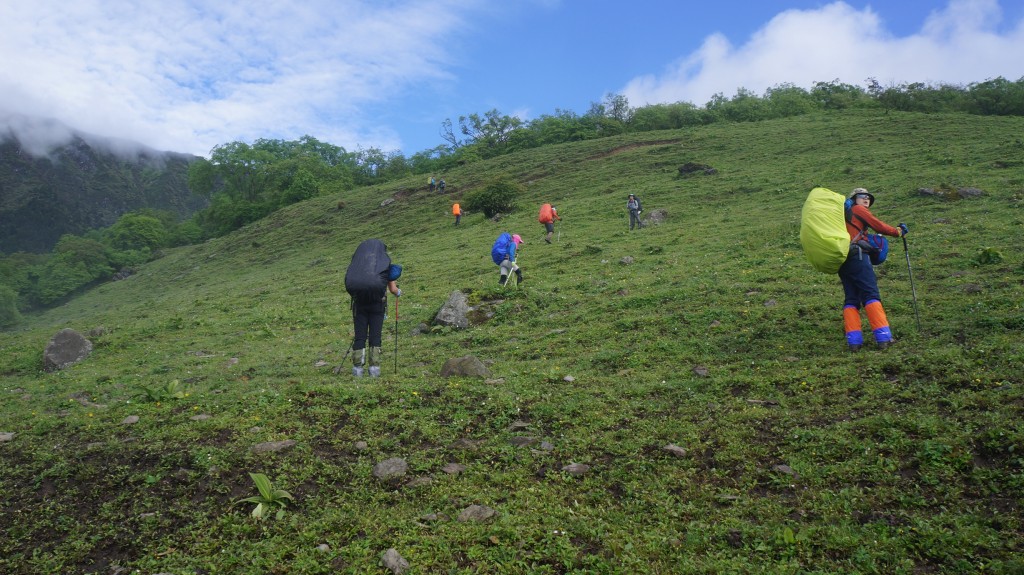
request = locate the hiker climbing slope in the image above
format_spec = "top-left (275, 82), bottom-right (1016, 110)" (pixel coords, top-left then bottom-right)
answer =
top-left (538, 203), bottom-right (561, 243)
top-left (839, 188), bottom-right (908, 351)
top-left (344, 239), bottom-right (402, 377)
top-left (626, 194), bottom-right (642, 230)
top-left (491, 233), bottom-right (524, 286)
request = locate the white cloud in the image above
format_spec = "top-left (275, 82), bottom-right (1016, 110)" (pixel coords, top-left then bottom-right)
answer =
top-left (622, 0), bottom-right (1024, 107)
top-left (0, 1), bottom-right (477, 157)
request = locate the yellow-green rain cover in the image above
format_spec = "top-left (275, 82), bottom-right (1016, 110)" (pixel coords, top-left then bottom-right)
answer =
top-left (800, 187), bottom-right (849, 274)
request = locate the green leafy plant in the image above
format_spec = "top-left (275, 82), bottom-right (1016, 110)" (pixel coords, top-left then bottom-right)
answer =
top-left (134, 379), bottom-right (187, 402)
top-left (235, 473), bottom-right (293, 520)
top-left (973, 246), bottom-right (1003, 265)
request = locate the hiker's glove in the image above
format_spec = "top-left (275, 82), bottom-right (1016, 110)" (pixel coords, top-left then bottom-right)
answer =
top-left (395, 289), bottom-right (402, 298)
top-left (898, 223), bottom-right (909, 237)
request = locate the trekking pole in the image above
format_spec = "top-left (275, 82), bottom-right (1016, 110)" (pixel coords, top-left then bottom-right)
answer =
top-left (394, 296), bottom-right (399, 374)
top-left (902, 235), bottom-right (922, 332)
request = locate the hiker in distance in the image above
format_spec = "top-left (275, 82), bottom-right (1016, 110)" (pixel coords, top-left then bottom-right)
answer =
top-left (840, 188), bottom-right (909, 352)
top-left (452, 202), bottom-right (462, 226)
top-left (344, 239), bottom-right (402, 377)
top-left (428, 176), bottom-right (436, 192)
top-left (438, 178), bottom-right (446, 193)
top-left (491, 232), bottom-right (524, 286)
top-left (627, 193), bottom-right (643, 230)
top-left (538, 203), bottom-right (561, 243)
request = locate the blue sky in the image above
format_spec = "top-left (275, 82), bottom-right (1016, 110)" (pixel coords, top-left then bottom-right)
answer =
top-left (2, 0), bottom-right (1022, 158)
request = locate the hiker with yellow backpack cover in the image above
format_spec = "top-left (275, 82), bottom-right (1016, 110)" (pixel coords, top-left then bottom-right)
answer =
top-left (801, 187), bottom-right (909, 352)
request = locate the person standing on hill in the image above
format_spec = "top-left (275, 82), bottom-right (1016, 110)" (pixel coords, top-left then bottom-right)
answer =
top-left (438, 178), bottom-right (446, 193)
top-left (491, 232), bottom-right (524, 286)
top-left (344, 239), bottom-right (402, 377)
top-left (626, 194), bottom-right (643, 230)
top-left (428, 177), bottom-right (436, 192)
top-left (538, 203), bottom-right (561, 243)
top-left (452, 203), bottom-right (462, 226)
top-left (840, 188), bottom-right (908, 352)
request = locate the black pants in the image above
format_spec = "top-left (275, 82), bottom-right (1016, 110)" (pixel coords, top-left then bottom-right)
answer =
top-left (352, 299), bottom-right (385, 349)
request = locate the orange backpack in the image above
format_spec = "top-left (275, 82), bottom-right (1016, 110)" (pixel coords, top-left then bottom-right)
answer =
top-left (452, 203), bottom-right (461, 215)
top-left (538, 203), bottom-right (553, 224)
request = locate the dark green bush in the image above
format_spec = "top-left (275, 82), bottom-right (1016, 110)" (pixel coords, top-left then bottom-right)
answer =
top-left (0, 284), bottom-right (22, 328)
top-left (464, 178), bottom-right (521, 218)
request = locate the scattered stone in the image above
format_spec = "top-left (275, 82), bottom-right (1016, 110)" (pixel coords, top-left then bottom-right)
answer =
top-left (372, 457), bottom-right (409, 479)
top-left (663, 444), bottom-right (687, 458)
top-left (562, 463), bottom-right (590, 476)
top-left (620, 256), bottom-right (634, 265)
top-left (354, 441), bottom-right (369, 451)
top-left (0, 432), bottom-right (14, 442)
top-left (449, 438), bottom-right (485, 450)
top-left (316, 544), bottom-right (330, 553)
top-left (563, 375), bottom-right (575, 383)
top-left (507, 420), bottom-right (530, 431)
top-left (442, 463), bottom-right (467, 475)
top-left (642, 209), bottom-right (668, 226)
top-left (69, 392), bottom-right (106, 409)
top-left (484, 378), bottom-right (506, 385)
top-left (380, 548), bottom-right (409, 574)
top-left (314, 360), bottom-right (329, 368)
top-left (251, 440), bottom-right (297, 454)
top-left (420, 513), bottom-right (448, 522)
top-left (678, 162), bottom-right (717, 176)
top-left (43, 328), bottom-right (93, 372)
top-left (509, 436), bottom-right (536, 447)
top-left (121, 416), bottom-right (139, 425)
top-left (88, 327), bottom-right (108, 337)
top-left (692, 366), bottom-right (710, 377)
top-left (190, 414), bottom-right (212, 421)
top-left (746, 399), bottom-right (779, 406)
top-left (434, 291), bottom-right (470, 329)
top-left (538, 441), bottom-right (555, 451)
top-left (457, 504), bottom-right (497, 523)
top-left (379, 197), bottom-right (396, 207)
top-left (783, 356), bottom-right (799, 362)
top-left (962, 283), bottom-right (983, 294)
top-left (709, 320), bottom-right (722, 328)
top-left (773, 464), bottom-right (798, 478)
top-left (440, 355), bottom-right (491, 378)
top-left (764, 299), bottom-right (777, 307)
top-left (406, 477), bottom-right (433, 488)
top-left (226, 357), bottom-right (239, 367)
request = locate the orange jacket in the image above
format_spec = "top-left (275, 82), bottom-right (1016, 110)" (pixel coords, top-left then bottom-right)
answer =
top-left (846, 204), bottom-right (899, 241)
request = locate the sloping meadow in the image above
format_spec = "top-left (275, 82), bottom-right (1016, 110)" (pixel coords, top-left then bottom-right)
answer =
top-left (1, 110), bottom-right (1022, 573)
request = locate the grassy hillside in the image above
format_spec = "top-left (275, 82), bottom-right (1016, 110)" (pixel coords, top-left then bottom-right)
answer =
top-left (1, 110), bottom-right (1022, 574)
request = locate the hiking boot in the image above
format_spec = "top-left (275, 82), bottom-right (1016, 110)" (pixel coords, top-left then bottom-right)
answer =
top-left (352, 366), bottom-right (364, 377)
top-left (545, 237), bottom-right (552, 244)
top-left (848, 344), bottom-right (862, 352)
top-left (876, 340), bottom-right (893, 350)
top-left (499, 275), bottom-right (507, 285)
top-left (515, 270), bottom-right (523, 283)
top-left (369, 366), bottom-right (381, 378)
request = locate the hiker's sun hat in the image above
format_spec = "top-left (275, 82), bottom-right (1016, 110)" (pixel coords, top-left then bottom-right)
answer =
top-left (850, 187), bottom-right (875, 207)
top-left (511, 234), bottom-right (523, 244)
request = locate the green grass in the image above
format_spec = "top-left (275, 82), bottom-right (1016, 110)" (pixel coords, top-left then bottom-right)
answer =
top-left (2, 110), bottom-right (1023, 574)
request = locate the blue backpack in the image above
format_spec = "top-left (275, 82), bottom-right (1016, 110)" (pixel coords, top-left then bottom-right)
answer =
top-left (491, 233), bottom-right (512, 265)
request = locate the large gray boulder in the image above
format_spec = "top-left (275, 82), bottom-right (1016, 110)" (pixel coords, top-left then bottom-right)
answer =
top-left (434, 291), bottom-right (470, 329)
top-left (43, 329), bottom-right (93, 372)
top-left (440, 355), bottom-right (491, 378)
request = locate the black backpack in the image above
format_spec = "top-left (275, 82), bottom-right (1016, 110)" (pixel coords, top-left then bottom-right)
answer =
top-left (345, 239), bottom-right (391, 305)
